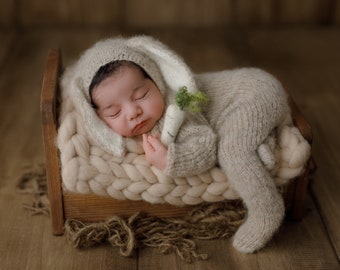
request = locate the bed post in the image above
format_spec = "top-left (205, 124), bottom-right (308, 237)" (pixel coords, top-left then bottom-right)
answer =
top-left (286, 97), bottom-right (314, 220)
top-left (40, 49), bottom-right (65, 235)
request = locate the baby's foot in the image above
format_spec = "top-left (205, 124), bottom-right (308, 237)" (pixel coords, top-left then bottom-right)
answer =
top-left (233, 198), bottom-right (285, 253)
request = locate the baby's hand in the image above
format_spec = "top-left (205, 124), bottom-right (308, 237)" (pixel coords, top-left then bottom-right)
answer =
top-left (142, 134), bottom-right (168, 171)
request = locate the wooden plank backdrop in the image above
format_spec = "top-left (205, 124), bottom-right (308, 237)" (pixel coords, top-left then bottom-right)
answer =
top-left (0, 27), bottom-right (339, 269)
top-left (0, 1), bottom-right (340, 269)
top-left (0, 0), bottom-right (340, 28)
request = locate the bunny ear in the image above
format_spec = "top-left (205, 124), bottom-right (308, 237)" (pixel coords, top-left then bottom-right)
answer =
top-left (127, 36), bottom-right (197, 94)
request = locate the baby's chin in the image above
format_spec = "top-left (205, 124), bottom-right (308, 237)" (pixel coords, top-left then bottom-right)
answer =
top-left (134, 120), bottom-right (157, 136)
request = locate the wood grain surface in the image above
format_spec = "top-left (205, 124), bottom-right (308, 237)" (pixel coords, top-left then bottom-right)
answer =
top-left (0, 28), bottom-right (339, 269)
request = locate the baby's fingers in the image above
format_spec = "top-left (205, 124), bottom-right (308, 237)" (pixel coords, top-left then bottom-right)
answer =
top-left (147, 135), bottom-right (163, 147)
top-left (142, 134), bottom-right (155, 152)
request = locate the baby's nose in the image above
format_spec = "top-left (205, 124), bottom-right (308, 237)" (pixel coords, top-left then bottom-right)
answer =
top-left (127, 105), bottom-right (142, 120)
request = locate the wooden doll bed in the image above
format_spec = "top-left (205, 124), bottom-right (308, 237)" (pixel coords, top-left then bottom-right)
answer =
top-left (40, 49), bottom-right (314, 236)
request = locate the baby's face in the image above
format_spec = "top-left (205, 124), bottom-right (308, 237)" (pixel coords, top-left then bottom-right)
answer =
top-left (92, 66), bottom-right (165, 137)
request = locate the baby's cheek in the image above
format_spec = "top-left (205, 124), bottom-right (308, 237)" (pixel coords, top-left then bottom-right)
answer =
top-left (105, 118), bottom-right (121, 133)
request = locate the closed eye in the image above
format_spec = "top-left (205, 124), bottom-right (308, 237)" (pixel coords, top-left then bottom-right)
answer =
top-left (108, 110), bottom-right (121, 118)
top-left (135, 90), bottom-right (149, 101)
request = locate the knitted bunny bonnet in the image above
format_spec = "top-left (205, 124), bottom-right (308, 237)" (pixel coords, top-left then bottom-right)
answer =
top-left (68, 36), bottom-right (198, 157)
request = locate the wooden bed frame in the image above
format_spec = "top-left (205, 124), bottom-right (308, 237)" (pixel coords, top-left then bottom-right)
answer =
top-left (41, 49), bottom-right (314, 236)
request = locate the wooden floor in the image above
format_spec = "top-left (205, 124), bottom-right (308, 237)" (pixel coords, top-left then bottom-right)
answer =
top-left (1, 27), bottom-right (340, 270)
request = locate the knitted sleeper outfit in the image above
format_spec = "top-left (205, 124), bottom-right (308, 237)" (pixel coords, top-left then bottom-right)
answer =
top-left (63, 36), bottom-right (292, 253)
top-left (197, 69), bottom-right (289, 252)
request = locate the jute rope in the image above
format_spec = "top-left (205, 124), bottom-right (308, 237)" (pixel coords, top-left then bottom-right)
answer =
top-left (57, 90), bottom-right (311, 206)
top-left (64, 201), bottom-right (246, 262)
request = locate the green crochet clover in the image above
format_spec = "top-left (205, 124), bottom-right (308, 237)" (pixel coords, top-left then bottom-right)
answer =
top-left (175, 86), bottom-right (208, 112)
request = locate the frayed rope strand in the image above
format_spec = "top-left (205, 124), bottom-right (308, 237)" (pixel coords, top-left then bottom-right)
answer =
top-left (64, 201), bottom-right (245, 263)
top-left (17, 163), bottom-right (50, 216)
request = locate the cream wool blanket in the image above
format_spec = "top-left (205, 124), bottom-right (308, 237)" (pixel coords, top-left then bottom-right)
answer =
top-left (57, 77), bottom-right (310, 206)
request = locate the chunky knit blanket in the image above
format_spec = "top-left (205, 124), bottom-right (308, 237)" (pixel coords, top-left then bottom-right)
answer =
top-left (57, 80), bottom-right (310, 206)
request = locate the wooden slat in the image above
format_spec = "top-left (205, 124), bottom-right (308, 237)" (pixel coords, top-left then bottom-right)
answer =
top-left (62, 178), bottom-right (308, 223)
top-left (0, 1), bottom-right (15, 27)
top-left (40, 48), bottom-right (65, 235)
top-left (10, 0), bottom-right (338, 28)
top-left (125, 0), bottom-right (232, 28)
top-left (277, 0), bottom-right (331, 24)
top-left (19, 0), bottom-right (121, 27)
top-left (63, 192), bottom-right (194, 222)
top-left (232, 0), bottom-right (275, 24)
